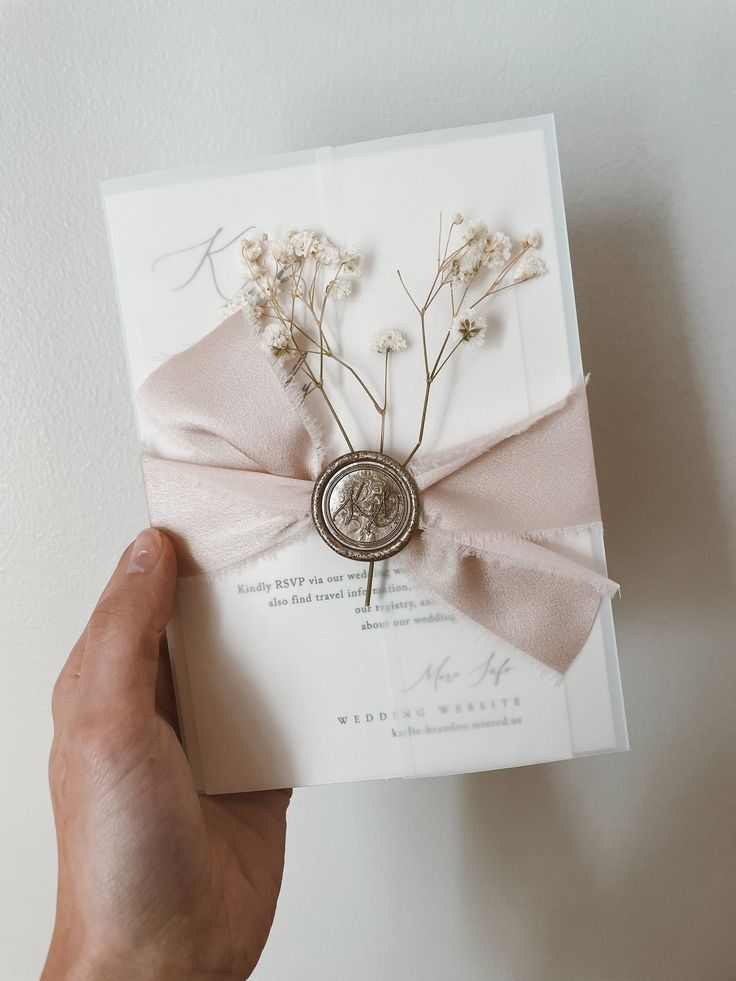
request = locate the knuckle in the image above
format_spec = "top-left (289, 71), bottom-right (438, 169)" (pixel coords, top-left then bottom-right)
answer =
top-left (88, 597), bottom-right (158, 653)
top-left (89, 596), bottom-right (131, 632)
top-left (68, 716), bottom-right (126, 773)
top-left (68, 711), bottom-right (157, 781)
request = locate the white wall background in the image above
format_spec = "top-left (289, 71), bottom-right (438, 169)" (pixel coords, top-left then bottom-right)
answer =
top-left (2, 1), bottom-right (735, 978)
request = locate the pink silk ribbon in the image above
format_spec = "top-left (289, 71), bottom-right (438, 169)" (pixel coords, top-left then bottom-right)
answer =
top-left (137, 311), bottom-right (618, 675)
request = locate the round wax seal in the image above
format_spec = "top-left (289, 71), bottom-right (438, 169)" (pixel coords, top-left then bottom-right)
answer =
top-left (311, 451), bottom-right (420, 562)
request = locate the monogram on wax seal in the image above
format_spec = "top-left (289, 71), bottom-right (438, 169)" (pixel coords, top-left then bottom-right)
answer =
top-left (311, 451), bottom-right (420, 562)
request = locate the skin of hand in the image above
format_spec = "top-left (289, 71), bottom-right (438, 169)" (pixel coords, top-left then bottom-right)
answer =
top-left (43, 529), bottom-right (291, 980)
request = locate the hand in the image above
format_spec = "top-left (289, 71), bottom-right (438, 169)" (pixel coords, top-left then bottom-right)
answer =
top-left (43, 529), bottom-right (290, 980)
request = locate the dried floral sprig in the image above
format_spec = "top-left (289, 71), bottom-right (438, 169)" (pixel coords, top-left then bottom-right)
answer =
top-left (369, 329), bottom-right (408, 454)
top-left (228, 228), bottom-right (383, 455)
top-left (226, 217), bottom-right (546, 603)
top-left (396, 215), bottom-right (546, 466)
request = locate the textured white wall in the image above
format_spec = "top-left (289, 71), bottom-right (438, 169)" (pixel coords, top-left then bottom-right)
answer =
top-left (2, 1), bottom-right (735, 978)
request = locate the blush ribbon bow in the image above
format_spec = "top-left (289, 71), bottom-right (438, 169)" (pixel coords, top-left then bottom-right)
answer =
top-left (137, 312), bottom-right (618, 676)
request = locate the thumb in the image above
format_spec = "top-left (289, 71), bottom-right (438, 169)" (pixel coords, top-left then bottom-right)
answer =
top-left (78, 529), bottom-right (178, 719)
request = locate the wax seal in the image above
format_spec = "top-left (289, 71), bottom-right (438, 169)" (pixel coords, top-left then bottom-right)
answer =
top-left (311, 451), bottom-right (420, 562)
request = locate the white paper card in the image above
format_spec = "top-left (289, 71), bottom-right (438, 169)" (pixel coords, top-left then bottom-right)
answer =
top-left (102, 115), bottom-right (627, 793)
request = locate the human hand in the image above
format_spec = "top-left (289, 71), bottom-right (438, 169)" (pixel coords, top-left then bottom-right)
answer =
top-left (43, 529), bottom-right (290, 980)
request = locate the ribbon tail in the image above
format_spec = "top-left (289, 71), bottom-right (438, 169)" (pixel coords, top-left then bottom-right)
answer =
top-left (403, 530), bottom-right (618, 676)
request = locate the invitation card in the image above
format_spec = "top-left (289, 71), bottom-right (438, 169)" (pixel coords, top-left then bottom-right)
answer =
top-left (102, 115), bottom-right (628, 793)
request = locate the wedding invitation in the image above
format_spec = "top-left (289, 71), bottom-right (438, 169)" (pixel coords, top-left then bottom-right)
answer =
top-left (102, 115), bottom-right (628, 793)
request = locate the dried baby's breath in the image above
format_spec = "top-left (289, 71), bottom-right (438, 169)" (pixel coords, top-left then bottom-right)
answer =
top-left (370, 329), bottom-right (408, 354)
top-left (326, 276), bottom-right (353, 300)
top-left (521, 231), bottom-right (541, 249)
top-left (511, 255), bottom-right (547, 282)
top-left (397, 213), bottom-right (547, 465)
top-left (230, 215), bottom-right (546, 469)
top-left (462, 219), bottom-right (488, 244)
top-left (450, 310), bottom-right (487, 346)
top-left (480, 231), bottom-right (512, 269)
top-left (259, 322), bottom-right (291, 358)
top-left (339, 248), bottom-right (361, 276)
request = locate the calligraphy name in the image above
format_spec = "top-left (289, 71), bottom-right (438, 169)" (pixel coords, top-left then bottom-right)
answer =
top-left (402, 652), bottom-right (513, 693)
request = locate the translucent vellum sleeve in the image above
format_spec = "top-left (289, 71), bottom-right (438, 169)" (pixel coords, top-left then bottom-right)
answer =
top-left (101, 116), bottom-right (627, 794)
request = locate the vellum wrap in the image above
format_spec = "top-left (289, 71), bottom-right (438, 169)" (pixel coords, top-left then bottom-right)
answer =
top-left (138, 312), bottom-right (618, 675)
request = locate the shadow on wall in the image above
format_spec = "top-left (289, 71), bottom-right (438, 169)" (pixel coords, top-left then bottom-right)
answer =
top-left (456, 200), bottom-right (736, 980)
top-left (577, 201), bottom-right (735, 609)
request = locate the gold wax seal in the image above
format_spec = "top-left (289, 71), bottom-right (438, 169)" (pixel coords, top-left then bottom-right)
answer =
top-left (311, 451), bottom-right (419, 562)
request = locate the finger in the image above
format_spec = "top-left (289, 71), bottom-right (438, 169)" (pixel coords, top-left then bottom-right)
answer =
top-left (77, 529), bottom-right (177, 719)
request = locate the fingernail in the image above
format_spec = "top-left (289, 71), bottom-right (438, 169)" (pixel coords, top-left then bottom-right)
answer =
top-left (127, 529), bottom-right (163, 574)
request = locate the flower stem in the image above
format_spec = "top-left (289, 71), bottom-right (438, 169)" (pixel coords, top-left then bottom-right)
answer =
top-left (403, 374), bottom-right (432, 467)
top-left (301, 292), bottom-right (384, 415)
top-left (397, 269), bottom-right (421, 313)
top-left (366, 352), bottom-right (391, 609)
top-left (327, 351), bottom-right (384, 414)
top-left (299, 360), bottom-right (354, 452)
top-left (364, 560), bottom-right (375, 606)
top-left (379, 351), bottom-right (389, 453)
top-left (431, 337), bottom-right (464, 380)
top-left (469, 274), bottom-right (531, 308)
top-left (469, 246), bottom-right (530, 309)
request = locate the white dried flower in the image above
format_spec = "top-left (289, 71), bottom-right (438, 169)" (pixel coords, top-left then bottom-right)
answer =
top-left (511, 255), bottom-right (547, 282)
top-left (243, 291), bottom-right (267, 327)
top-left (250, 268), bottom-right (273, 297)
top-left (527, 256), bottom-right (546, 277)
top-left (241, 235), bottom-right (268, 266)
top-left (222, 288), bottom-right (267, 321)
top-left (463, 219), bottom-right (488, 244)
top-left (340, 247), bottom-right (361, 276)
top-left (481, 231), bottom-right (512, 268)
top-left (452, 212), bottom-right (464, 225)
top-left (450, 309), bottom-right (487, 346)
top-left (448, 247), bottom-right (482, 284)
top-left (259, 322), bottom-right (291, 358)
top-left (313, 235), bottom-right (341, 266)
top-left (289, 229), bottom-right (317, 258)
top-left (461, 247), bottom-right (483, 278)
top-left (269, 238), bottom-right (296, 265)
top-left (326, 276), bottom-right (353, 300)
top-left (521, 231), bottom-right (541, 249)
top-left (370, 329), bottom-right (408, 354)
